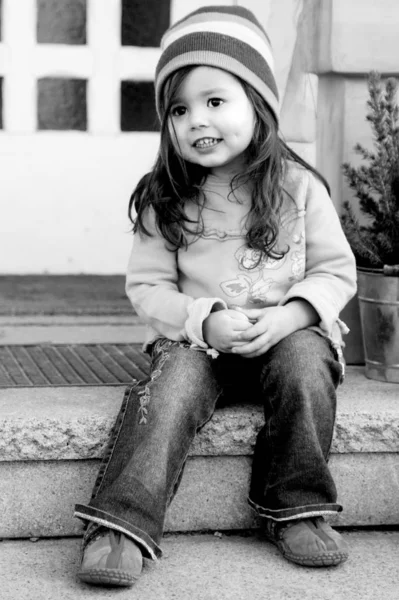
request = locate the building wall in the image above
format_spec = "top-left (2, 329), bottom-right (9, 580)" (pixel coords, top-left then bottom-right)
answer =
top-left (0, 0), bottom-right (314, 273)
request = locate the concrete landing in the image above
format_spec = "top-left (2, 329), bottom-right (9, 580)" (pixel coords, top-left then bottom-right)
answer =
top-left (0, 532), bottom-right (398, 600)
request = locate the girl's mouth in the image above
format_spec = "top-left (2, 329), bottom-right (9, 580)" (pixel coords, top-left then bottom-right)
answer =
top-left (193, 137), bottom-right (222, 149)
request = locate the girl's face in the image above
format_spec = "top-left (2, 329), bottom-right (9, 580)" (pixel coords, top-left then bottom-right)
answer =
top-left (167, 66), bottom-right (256, 178)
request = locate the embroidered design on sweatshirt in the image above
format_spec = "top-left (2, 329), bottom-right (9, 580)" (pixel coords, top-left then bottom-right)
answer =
top-left (201, 227), bottom-right (243, 241)
top-left (289, 231), bottom-right (305, 281)
top-left (282, 208), bottom-right (306, 282)
top-left (290, 250), bottom-right (305, 281)
top-left (220, 245), bottom-right (284, 303)
top-left (219, 204), bottom-right (306, 302)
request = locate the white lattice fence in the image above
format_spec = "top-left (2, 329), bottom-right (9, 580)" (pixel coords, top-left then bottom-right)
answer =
top-left (0, 0), bottom-right (161, 133)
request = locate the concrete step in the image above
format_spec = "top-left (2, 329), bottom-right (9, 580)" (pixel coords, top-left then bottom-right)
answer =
top-left (1, 367), bottom-right (398, 538)
top-left (0, 315), bottom-right (146, 345)
top-left (0, 531), bottom-right (398, 600)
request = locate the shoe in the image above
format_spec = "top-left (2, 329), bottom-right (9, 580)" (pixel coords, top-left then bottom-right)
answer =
top-left (264, 517), bottom-right (349, 567)
top-left (78, 528), bottom-right (143, 587)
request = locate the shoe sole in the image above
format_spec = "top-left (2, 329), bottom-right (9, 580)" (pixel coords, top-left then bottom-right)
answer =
top-left (264, 532), bottom-right (349, 568)
top-left (281, 547), bottom-right (349, 567)
top-left (78, 568), bottom-right (137, 587)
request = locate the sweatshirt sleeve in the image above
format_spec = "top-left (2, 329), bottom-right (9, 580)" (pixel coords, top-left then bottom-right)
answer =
top-left (125, 208), bottom-right (227, 347)
top-left (279, 171), bottom-right (357, 335)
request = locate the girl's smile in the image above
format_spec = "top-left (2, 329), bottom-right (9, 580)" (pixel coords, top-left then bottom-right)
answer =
top-left (168, 66), bottom-right (256, 177)
top-left (193, 137), bottom-right (222, 149)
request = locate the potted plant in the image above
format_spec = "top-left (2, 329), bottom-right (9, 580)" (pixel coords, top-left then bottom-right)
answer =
top-left (341, 71), bottom-right (399, 383)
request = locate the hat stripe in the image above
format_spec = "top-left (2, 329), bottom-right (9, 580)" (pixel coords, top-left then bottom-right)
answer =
top-left (163, 12), bottom-right (272, 51)
top-left (162, 21), bottom-right (274, 72)
top-left (156, 51), bottom-right (279, 120)
top-left (156, 33), bottom-right (278, 97)
top-left (171, 5), bottom-right (270, 41)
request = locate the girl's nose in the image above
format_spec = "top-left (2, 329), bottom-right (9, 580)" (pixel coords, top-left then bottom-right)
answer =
top-left (189, 108), bottom-right (208, 129)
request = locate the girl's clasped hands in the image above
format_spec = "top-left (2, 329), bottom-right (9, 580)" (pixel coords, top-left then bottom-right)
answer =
top-left (203, 300), bottom-right (318, 358)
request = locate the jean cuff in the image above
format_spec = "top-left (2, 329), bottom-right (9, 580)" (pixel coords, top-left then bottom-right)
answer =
top-left (248, 498), bottom-right (343, 522)
top-left (74, 503), bottom-right (162, 560)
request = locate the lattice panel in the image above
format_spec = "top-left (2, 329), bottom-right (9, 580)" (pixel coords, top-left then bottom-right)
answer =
top-left (0, 0), bottom-right (167, 133)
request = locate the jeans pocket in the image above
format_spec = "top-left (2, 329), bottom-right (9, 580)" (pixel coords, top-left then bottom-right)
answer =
top-left (150, 337), bottom-right (192, 361)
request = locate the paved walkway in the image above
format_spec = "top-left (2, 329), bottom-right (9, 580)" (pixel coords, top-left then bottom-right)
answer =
top-left (1, 532), bottom-right (398, 600)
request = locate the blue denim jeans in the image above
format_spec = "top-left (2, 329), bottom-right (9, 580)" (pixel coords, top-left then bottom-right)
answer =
top-left (74, 330), bottom-right (343, 560)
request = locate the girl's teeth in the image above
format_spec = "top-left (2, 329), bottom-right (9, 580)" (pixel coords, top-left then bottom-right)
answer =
top-left (195, 138), bottom-right (219, 148)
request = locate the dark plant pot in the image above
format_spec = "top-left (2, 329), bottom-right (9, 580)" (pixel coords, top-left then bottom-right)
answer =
top-left (357, 267), bottom-right (399, 383)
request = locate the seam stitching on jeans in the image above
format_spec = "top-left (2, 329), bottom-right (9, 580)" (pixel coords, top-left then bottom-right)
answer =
top-left (90, 385), bottom-right (133, 500)
top-left (74, 512), bottom-right (158, 560)
top-left (261, 510), bottom-right (340, 522)
top-left (165, 387), bottom-right (223, 507)
top-left (247, 498), bottom-right (341, 521)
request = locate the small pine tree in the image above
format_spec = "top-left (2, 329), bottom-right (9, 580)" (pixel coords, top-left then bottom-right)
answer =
top-left (341, 71), bottom-right (399, 270)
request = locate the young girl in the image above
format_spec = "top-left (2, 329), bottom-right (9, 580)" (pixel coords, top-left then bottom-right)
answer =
top-left (75, 5), bottom-right (357, 587)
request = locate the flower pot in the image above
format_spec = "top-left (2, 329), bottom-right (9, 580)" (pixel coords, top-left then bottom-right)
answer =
top-left (357, 267), bottom-right (399, 383)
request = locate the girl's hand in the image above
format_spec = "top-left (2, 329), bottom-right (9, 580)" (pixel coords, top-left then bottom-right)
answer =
top-left (203, 309), bottom-right (252, 353)
top-left (231, 301), bottom-right (319, 358)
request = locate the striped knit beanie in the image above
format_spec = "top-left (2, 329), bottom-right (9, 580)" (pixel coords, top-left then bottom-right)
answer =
top-left (155, 5), bottom-right (279, 123)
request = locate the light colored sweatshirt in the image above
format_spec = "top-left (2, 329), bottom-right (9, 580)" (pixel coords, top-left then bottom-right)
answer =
top-left (126, 162), bottom-right (357, 353)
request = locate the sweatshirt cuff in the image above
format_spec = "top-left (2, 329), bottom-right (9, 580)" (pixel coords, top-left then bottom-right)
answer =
top-left (278, 289), bottom-right (338, 337)
top-left (185, 298), bottom-right (228, 348)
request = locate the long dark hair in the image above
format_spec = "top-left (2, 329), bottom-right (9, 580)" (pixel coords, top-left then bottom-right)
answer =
top-left (129, 66), bottom-right (329, 261)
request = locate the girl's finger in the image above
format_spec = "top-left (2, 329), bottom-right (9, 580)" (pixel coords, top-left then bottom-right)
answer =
top-left (235, 329), bottom-right (258, 342)
top-left (236, 322), bottom-right (268, 341)
top-left (230, 338), bottom-right (252, 346)
top-left (232, 333), bottom-right (270, 355)
top-left (230, 340), bottom-right (245, 350)
top-left (232, 321), bottom-right (253, 332)
top-left (236, 307), bottom-right (263, 319)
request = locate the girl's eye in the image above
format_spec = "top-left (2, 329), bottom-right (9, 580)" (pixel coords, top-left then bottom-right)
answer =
top-left (170, 105), bottom-right (186, 117)
top-left (208, 98), bottom-right (223, 108)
